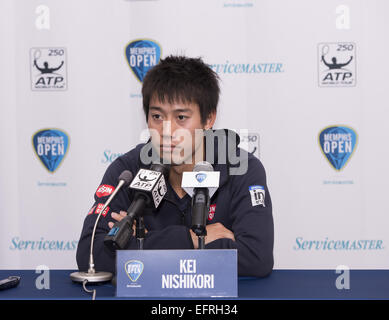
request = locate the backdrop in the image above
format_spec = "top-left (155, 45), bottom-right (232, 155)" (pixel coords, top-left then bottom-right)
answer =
top-left (1, 0), bottom-right (388, 270)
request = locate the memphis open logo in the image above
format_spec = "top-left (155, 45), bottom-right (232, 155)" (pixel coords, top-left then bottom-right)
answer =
top-left (318, 125), bottom-right (357, 171)
top-left (125, 39), bottom-right (161, 82)
top-left (125, 260), bottom-right (144, 282)
top-left (32, 128), bottom-right (69, 173)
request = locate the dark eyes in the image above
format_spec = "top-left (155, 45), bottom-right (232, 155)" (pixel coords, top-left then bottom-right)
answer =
top-left (151, 114), bottom-right (188, 121)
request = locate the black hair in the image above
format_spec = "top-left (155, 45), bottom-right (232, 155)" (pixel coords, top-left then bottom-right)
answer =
top-left (142, 55), bottom-right (220, 124)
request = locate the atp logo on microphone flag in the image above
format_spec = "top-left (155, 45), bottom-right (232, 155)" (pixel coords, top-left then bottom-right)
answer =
top-left (32, 128), bottom-right (69, 173)
top-left (319, 125), bottom-right (357, 171)
top-left (125, 39), bottom-right (161, 82)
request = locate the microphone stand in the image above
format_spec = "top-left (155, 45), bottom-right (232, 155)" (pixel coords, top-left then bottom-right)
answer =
top-left (70, 200), bottom-right (119, 283)
top-left (197, 234), bottom-right (206, 250)
top-left (135, 216), bottom-right (145, 250)
top-left (70, 170), bottom-right (133, 294)
top-left (70, 207), bottom-right (113, 282)
top-left (70, 171), bottom-right (133, 284)
top-left (69, 185), bottom-right (125, 283)
top-left (192, 214), bottom-right (207, 250)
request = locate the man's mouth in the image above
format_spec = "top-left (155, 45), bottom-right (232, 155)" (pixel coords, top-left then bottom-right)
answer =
top-left (161, 145), bottom-right (181, 151)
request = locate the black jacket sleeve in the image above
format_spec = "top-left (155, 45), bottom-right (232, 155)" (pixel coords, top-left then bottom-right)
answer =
top-left (205, 155), bottom-right (274, 278)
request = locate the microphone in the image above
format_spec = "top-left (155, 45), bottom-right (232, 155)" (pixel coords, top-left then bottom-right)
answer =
top-left (181, 161), bottom-right (220, 198)
top-left (181, 161), bottom-right (220, 249)
top-left (70, 170), bottom-right (133, 284)
top-left (104, 163), bottom-right (170, 251)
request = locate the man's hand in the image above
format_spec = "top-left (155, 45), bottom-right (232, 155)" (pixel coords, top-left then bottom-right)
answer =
top-left (190, 222), bottom-right (235, 249)
top-left (108, 211), bottom-right (148, 235)
top-left (108, 211), bottom-right (127, 229)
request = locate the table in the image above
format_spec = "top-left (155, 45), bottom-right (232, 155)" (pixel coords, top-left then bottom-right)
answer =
top-left (0, 269), bottom-right (388, 300)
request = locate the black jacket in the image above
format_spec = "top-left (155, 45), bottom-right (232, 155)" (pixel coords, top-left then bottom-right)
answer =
top-left (76, 129), bottom-right (274, 277)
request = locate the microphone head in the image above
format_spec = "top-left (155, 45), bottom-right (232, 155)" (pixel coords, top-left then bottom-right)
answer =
top-left (194, 161), bottom-right (214, 172)
top-left (150, 163), bottom-right (171, 179)
top-left (118, 170), bottom-right (134, 186)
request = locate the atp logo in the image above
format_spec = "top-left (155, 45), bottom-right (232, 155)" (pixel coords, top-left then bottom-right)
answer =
top-left (318, 42), bottom-right (356, 87)
top-left (30, 47), bottom-right (67, 90)
top-left (240, 131), bottom-right (260, 159)
top-left (319, 125), bottom-right (357, 171)
top-left (125, 39), bottom-right (161, 82)
top-left (139, 173), bottom-right (157, 182)
top-left (32, 128), bottom-right (69, 173)
top-left (125, 260), bottom-right (144, 282)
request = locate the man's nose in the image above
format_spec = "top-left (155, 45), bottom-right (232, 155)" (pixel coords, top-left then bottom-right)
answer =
top-left (162, 120), bottom-right (181, 141)
top-left (161, 120), bottom-right (172, 139)
top-left (161, 120), bottom-right (177, 144)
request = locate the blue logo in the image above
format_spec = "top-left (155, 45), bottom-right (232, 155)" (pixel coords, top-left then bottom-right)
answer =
top-left (32, 128), bottom-right (69, 173)
top-left (108, 227), bottom-right (119, 236)
top-left (210, 61), bottom-right (284, 74)
top-left (101, 149), bottom-right (124, 164)
top-left (125, 260), bottom-right (144, 282)
top-left (125, 39), bottom-right (161, 82)
top-left (196, 173), bottom-right (207, 183)
top-left (319, 125), bottom-right (357, 171)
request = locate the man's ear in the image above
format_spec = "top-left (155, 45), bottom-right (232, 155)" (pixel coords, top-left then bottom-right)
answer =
top-left (204, 111), bottom-right (216, 130)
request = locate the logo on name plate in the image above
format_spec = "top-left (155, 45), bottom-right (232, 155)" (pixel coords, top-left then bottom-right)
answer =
top-left (32, 128), bottom-right (69, 173)
top-left (195, 173), bottom-right (207, 183)
top-left (319, 125), bottom-right (357, 171)
top-left (125, 39), bottom-right (161, 82)
top-left (125, 260), bottom-right (144, 282)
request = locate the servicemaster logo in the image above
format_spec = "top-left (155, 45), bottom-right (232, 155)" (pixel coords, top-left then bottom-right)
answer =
top-left (10, 237), bottom-right (78, 251)
top-left (210, 61), bottom-right (284, 74)
top-left (125, 39), bottom-right (161, 82)
top-left (318, 125), bottom-right (357, 171)
top-left (294, 237), bottom-right (384, 251)
top-left (32, 128), bottom-right (69, 173)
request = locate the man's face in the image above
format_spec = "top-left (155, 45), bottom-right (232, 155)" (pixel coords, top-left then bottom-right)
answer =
top-left (147, 97), bottom-right (214, 166)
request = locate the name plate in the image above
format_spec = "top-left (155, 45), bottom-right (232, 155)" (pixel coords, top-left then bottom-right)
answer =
top-left (116, 249), bottom-right (237, 297)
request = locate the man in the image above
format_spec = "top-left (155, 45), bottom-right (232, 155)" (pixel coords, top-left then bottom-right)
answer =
top-left (76, 55), bottom-right (274, 277)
